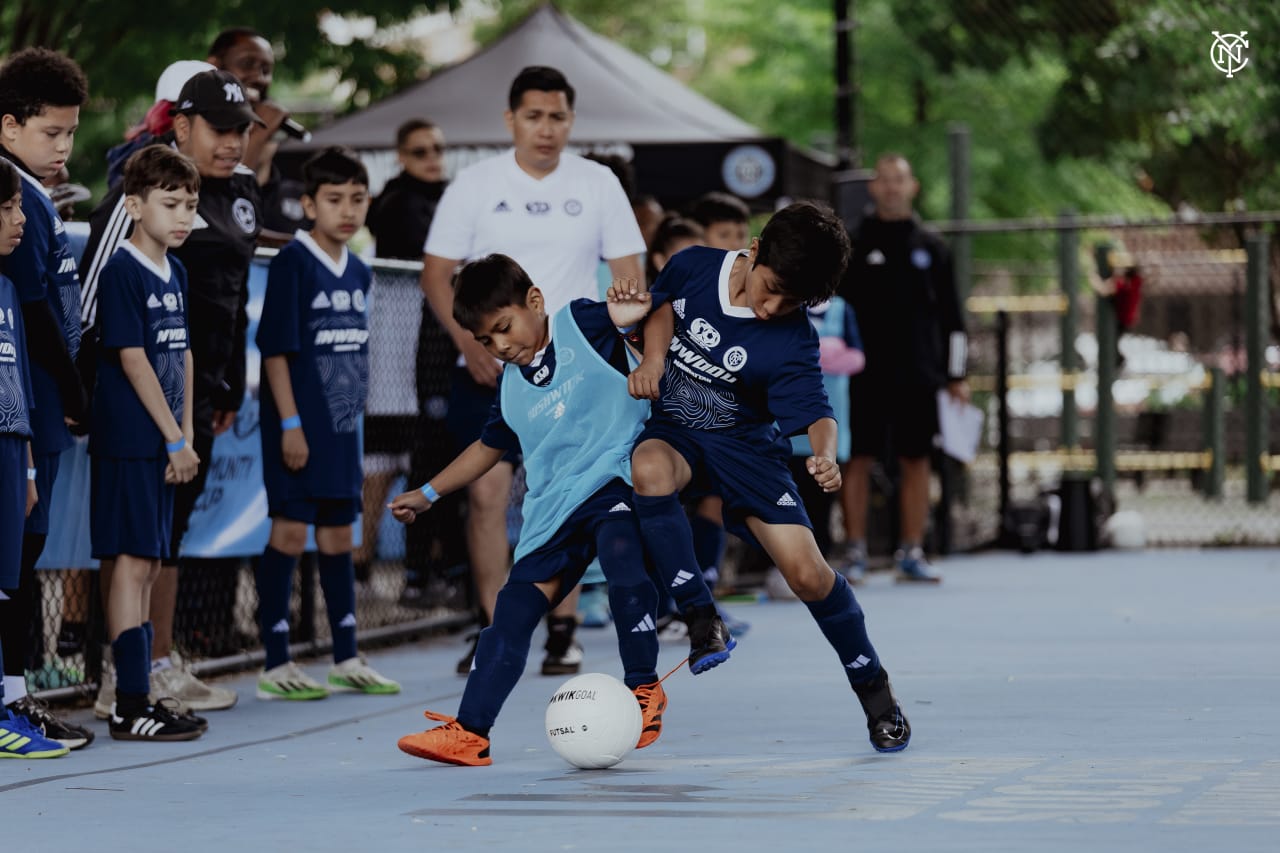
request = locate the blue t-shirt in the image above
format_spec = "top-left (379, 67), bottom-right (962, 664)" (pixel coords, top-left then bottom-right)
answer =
top-left (0, 274), bottom-right (35, 439)
top-left (257, 231), bottom-right (371, 501)
top-left (480, 299), bottom-right (637, 451)
top-left (90, 244), bottom-right (189, 458)
top-left (3, 162), bottom-right (82, 455)
top-left (791, 297), bottom-right (862, 461)
top-left (648, 246), bottom-right (832, 438)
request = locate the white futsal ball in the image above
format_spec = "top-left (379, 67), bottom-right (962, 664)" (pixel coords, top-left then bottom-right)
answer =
top-left (545, 672), bottom-right (642, 769)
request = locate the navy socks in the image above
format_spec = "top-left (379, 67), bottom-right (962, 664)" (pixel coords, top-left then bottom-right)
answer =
top-left (317, 552), bottom-right (358, 664)
top-left (804, 571), bottom-right (881, 688)
top-left (256, 546), bottom-right (296, 670)
top-left (633, 492), bottom-right (714, 609)
top-left (458, 582), bottom-right (550, 733)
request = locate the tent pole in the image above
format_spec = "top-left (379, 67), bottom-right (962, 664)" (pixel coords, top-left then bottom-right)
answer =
top-left (834, 0), bottom-right (859, 169)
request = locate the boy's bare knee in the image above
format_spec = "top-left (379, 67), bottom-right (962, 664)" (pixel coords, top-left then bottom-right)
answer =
top-left (776, 560), bottom-right (835, 601)
top-left (631, 446), bottom-right (675, 495)
top-left (316, 526), bottom-right (353, 554)
top-left (269, 521), bottom-right (308, 556)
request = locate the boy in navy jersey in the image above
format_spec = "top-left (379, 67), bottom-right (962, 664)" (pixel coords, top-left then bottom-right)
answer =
top-left (93, 146), bottom-right (204, 741)
top-left (0, 158), bottom-right (68, 758)
top-left (390, 256), bottom-right (664, 766)
top-left (0, 46), bottom-right (95, 749)
top-left (254, 147), bottom-right (400, 700)
top-left (629, 202), bottom-right (912, 753)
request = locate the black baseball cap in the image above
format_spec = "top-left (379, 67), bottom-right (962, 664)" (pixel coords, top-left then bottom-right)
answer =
top-left (170, 69), bottom-right (266, 130)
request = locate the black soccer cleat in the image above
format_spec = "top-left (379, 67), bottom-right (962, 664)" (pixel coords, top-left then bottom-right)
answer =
top-left (853, 667), bottom-right (911, 753)
top-left (683, 604), bottom-right (736, 674)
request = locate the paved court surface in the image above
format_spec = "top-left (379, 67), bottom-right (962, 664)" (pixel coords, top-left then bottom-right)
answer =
top-left (4, 549), bottom-right (1278, 852)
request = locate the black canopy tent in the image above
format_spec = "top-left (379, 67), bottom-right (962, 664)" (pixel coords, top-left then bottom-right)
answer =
top-left (284, 3), bottom-right (834, 210)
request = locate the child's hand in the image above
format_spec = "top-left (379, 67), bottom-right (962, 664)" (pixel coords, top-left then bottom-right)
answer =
top-left (388, 489), bottom-right (432, 525)
top-left (282, 428), bottom-right (309, 472)
top-left (628, 358), bottom-right (664, 400)
top-left (606, 278), bottom-right (652, 329)
top-left (168, 444), bottom-right (201, 484)
top-left (807, 454), bottom-right (841, 493)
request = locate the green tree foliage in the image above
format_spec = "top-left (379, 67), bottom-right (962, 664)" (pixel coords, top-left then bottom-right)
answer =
top-left (1, 0), bottom-right (452, 196)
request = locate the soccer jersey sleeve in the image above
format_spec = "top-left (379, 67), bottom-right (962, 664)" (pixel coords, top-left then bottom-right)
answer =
top-left (256, 252), bottom-right (303, 358)
top-left (768, 324), bottom-right (835, 438)
top-left (97, 264), bottom-right (146, 351)
top-left (6, 199), bottom-right (50, 305)
top-left (422, 175), bottom-right (476, 260)
top-left (596, 172), bottom-right (646, 261)
top-left (479, 379), bottom-right (521, 453)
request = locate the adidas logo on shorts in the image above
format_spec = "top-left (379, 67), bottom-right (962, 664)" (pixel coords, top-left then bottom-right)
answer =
top-left (670, 569), bottom-right (696, 588)
top-left (631, 614), bottom-right (656, 633)
top-left (776, 492), bottom-right (797, 507)
top-left (609, 502), bottom-right (631, 513)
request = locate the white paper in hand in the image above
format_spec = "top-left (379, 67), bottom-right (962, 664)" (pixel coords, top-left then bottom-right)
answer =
top-left (936, 390), bottom-right (984, 464)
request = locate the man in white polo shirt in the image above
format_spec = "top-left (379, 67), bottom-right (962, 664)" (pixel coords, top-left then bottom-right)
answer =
top-left (421, 65), bottom-right (645, 676)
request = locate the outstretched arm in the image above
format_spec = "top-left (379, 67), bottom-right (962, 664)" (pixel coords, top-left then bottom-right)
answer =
top-left (605, 277), bottom-right (652, 329)
top-left (388, 439), bottom-right (506, 524)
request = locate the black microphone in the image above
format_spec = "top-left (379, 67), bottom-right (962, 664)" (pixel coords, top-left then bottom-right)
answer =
top-left (280, 117), bottom-right (312, 143)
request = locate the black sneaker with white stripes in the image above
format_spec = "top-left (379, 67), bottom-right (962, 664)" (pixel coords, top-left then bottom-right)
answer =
top-left (109, 698), bottom-right (205, 742)
top-left (852, 667), bottom-right (911, 753)
top-left (6, 694), bottom-right (95, 750)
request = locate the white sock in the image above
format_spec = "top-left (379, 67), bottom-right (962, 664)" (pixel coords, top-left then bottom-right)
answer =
top-left (150, 656), bottom-right (173, 674)
top-left (3, 675), bottom-right (27, 704)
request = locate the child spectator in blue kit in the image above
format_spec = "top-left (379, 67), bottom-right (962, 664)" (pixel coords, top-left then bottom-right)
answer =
top-left (92, 145), bottom-right (205, 741)
top-left (0, 157), bottom-right (69, 757)
top-left (389, 258), bottom-right (665, 766)
top-left (627, 202), bottom-right (912, 752)
top-left (253, 147), bottom-right (400, 701)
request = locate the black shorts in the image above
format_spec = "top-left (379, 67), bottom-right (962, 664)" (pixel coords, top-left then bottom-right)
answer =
top-left (848, 376), bottom-right (938, 459)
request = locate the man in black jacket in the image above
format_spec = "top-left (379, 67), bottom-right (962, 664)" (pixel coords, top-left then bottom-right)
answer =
top-left (838, 153), bottom-right (967, 584)
top-left (364, 119), bottom-right (462, 605)
top-left (80, 70), bottom-right (263, 714)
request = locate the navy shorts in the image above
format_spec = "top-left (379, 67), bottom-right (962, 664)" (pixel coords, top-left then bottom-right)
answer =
top-left (270, 496), bottom-right (361, 527)
top-left (447, 367), bottom-right (520, 465)
top-left (509, 479), bottom-right (644, 607)
top-left (849, 375), bottom-right (938, 459)
top-left (90, 455), bottom-right (174, 560)
top-left (636, 419), bottom-right (812, 543)
top-left (0, 435), bottom-right (25, 587)
top-left (24, 450), bottom-right (61, 536)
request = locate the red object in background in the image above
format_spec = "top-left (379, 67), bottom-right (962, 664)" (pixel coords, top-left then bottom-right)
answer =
top-left (1113, 269), bottom-right (1143, 330)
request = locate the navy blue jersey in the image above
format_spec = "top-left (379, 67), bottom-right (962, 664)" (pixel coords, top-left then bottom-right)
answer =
top-left (480, 299), bottom-right (635, 452)
top-left (648, 246), bottom-right (832, 438)
top-left (0, 274), bottom-right (34, 438)
top-left (257, 231), bottom-right (371, 500)
top-left (3, 162), bottom-right (81, 454)
top-left (90, 244), bottom-right (189, 458)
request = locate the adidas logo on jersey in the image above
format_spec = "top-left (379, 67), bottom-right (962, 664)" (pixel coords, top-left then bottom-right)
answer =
top-left (57, 258), bottom-right (76, 275)
top-left (271, 619), bottom-right (290, 634)
top-left (532, 365), bottom-right (550, 385)
top-left (494, 200), bottom-right (511, 213)
top-left (609, 502), bottom-right (631, 513)
top-left (845, 655), bottom-right (872, 670)
top-left (147, 293), bottom-right (163, 309)
top-left (311, 291), bottom-right (331, 310)
top-left (631, 614), bottom-right (656, 633)
top-left (670, 569), bottom-right (696, 588)
top-left (338, 613), bottom-right (357, 629)
top-left (672, 298), bottom-right (686, 319)
top-left (776, 492), bottom-right (797, 507)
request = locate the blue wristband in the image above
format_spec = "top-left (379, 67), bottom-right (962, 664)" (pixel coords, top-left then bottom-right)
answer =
top-left (281, 415), bottom-right (302, 430)
top-left (616, 323), bottom-right (638, 335)
top-left (420, 483), bottom-right (440, 503)
top-left (165, 436), bottom-right (186, 454)
top-left (27, 467), bottom-right (37, 481)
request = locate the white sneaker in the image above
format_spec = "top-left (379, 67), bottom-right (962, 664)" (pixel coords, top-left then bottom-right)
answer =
top-left (257, 661), bottom-right (330, 701)
top-left (152, 665), bottom-right (239, 711)
top-left (95, 668), bottom-right (197, 717)
top-left (327, 656), bottom-right (401, 695)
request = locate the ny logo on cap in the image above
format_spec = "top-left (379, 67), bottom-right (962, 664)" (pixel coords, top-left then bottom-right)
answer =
top-left (223, 82), bottom-right (245, 103)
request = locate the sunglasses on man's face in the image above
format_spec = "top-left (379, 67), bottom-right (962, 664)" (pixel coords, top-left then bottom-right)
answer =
top-left (404, 144), bottom-right (445, 158)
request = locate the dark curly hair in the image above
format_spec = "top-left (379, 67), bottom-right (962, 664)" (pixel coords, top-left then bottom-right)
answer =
top-left (0, 157), bottom-right (21, 208)
top-left (0, 47), bottom-right (88, 124)
top-left (754, 201), bottom-right (851, 307)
